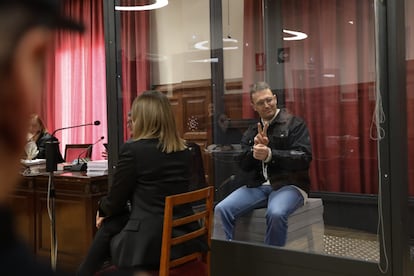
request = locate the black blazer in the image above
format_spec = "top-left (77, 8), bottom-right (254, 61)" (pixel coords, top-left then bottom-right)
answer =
top-left (99, 139), bottom-right (206, 269)
top-left (35, 131), bottom-right (64, 162)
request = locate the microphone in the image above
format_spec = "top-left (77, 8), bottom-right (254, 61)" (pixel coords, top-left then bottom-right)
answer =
top-left (47, 121), bottom-right (100, 172)
top-left (52, 120), bottom-right (101, 136)
top-left (70, 136), bottom-right (105, 172)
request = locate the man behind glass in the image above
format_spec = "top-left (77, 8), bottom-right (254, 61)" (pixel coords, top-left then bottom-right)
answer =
top-left (215, 81), bottom-right (312, 246)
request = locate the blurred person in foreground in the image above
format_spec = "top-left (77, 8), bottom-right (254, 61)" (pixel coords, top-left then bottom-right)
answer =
top-left (0, 0), bottom-right (83, 274)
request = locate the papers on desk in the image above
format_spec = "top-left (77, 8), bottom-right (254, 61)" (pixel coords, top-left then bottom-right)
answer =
top-left (86, 160), bottom-right (108, 176)
top-left (21, 158), bottom-right (46, 166)
top-left (57, 162), bottom-right (74, 171)
top-left (25, 141), bottom-right (39, 160)
top-left (21, 159), bottom-right (46, 175)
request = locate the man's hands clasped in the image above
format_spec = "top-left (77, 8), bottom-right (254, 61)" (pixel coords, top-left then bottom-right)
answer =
top-left (253, 123), bottom-right (270, 161)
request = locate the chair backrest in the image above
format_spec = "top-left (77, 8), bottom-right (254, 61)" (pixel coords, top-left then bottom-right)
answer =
top-left (159, 186), bottom-right (214, 276)
top-left (64, 144), bottom-right (92, 163)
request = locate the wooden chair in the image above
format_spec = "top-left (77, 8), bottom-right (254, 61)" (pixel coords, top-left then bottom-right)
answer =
top-left (64, 143), bottom-right (92, 162)
top-left (95, 186), bottom-right (214, 276)
top-left (158, 186), bottom-right (214, 276)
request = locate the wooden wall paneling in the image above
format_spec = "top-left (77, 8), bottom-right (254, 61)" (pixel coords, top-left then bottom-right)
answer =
top-left (10, 173), bottom-right (109, 271)
top-left (169, 97), bottom-right (183, 136)
top-left (156, 80), bottom-right (212, 146)
top-left (182, 93), bottom-right (212, 187)
top-left (36, 193), bottom-right (87, 267)
top-left (10, 178), bottom-right (36, 253)
top-left (224, 80), bottom-right (243, 120)
top-left (223, 93), bottom-right (242, 120)
top-left (155, 80), bottom-right (213, 186)
top-left (182, 94), bottom-right (208, 141)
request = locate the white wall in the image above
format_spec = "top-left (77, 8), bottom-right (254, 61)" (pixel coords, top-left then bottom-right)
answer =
top-left (150, 0), bottom-right (211, 85)
top-left (150, 0), bottom-right (244, 85)
top-left (222, 0), bottom-right (244, 81)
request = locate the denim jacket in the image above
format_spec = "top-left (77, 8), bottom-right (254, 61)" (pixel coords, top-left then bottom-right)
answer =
top-left (236, 108), bottom-right (312, 193)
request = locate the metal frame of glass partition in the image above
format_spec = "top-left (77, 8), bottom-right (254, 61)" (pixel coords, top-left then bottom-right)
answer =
top-left (103, 0), bottom-right (120, 183)
top-left (385, 0), bottom-right (410, 274)
top-left (102, 0), bottom-right (411, 274)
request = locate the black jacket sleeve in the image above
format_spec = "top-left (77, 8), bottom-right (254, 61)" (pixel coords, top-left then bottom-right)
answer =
top-left (35, 132), bottom-right (64, 162)
top-left (99, 142), bottom-right (136, 217)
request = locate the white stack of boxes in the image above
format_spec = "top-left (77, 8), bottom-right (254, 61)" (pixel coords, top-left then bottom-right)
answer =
top-left (86, 160), bottom-right (108, 176)
top-left (213, 198), bottom-right (325, 253)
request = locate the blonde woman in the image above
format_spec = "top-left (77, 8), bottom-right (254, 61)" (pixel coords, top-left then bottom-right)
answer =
top-left (78, 91), bottom-right (206, 275)
top-left (27, 114), bottom-right (63, 161)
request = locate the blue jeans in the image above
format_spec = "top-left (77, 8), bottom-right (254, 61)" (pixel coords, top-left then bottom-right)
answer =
top-left (215, 185), bottom-right (304, 246)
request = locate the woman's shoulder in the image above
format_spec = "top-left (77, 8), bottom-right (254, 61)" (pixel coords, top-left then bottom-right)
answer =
top-left (37, 132), bottom-right (56, 142)
top-left (122, 139), bottom-right (190, 156)
top-left (120, 138), bottom-right (158, 152)
top-left (124, 138), bottom-right (158, 147)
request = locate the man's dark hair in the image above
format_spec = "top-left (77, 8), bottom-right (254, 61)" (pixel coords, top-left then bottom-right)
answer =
top-left (0, 0), bottom-right (84, 153)
top-left (250, 81), bottom-right (271, 102)
top-left (0, 1), bottom-right (83, 72)
top-left (0, 0), bottom-right (84, 32)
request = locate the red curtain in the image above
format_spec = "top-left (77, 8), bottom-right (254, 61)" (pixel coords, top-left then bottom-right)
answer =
top-left (40, 1), bottom-right (150, 158)
top-left (281, 0), bottom-right (378, 193)
top-left (119, 10), bottom-right (150, 140)
top-left (43, 0), bottom-right (107, 160)
top-left (242, 0), bottom-right (264, 118)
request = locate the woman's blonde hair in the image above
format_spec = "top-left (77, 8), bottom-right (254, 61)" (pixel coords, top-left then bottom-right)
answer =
top-left (130, 90), bottom-right (186, 153)
top-left (30, 113), bottom-right (47, 133)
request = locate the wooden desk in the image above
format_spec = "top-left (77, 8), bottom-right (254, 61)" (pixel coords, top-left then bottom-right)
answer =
top-left (10, 172), bottom-right (108, 271)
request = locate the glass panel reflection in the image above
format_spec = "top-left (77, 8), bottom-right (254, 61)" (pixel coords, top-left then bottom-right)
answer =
top-left (217, 0), bottom-right (380, 263)
top-left (115, 0), bottom-right (211, 147)
top-left (405, 0), bottom-right (414, 267)
top-left (114, 0), bottom-right (382, 265)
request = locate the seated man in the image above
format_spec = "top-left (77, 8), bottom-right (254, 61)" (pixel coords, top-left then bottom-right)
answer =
top-left (215, 81), bottom-right (312, 246)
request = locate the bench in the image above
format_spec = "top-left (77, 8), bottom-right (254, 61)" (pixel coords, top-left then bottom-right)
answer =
top-left (213, 198), bottom-right (324, 252)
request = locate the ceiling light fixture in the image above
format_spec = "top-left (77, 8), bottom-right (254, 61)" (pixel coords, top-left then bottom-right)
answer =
top-left (115, 0), bottom-right (168, 11)
top-left (194, 38), bottom-right (239, 50)
top-left (188, 58), bottom-right (219, 63)
top-left (283, 29), bottom-right (308, 41)
top-left (194, 29), bottom-right (306, 50)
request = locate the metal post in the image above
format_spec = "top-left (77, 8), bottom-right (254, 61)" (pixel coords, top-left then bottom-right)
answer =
top-left (47, 171), bottom-right (57, 270)
top-left (45, 141), bottom-right (60, 270)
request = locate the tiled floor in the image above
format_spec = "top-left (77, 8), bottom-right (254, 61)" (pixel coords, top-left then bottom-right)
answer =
top-left (324, 226), bottom-right (414, 265)
top-left (323, 226), bottom-right (379, 262)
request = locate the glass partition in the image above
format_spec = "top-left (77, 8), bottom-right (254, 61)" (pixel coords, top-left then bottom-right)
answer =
top-left (111, 0), bottom-right (385, 268)
top-left (115, 0), bottom-right (211, 149)
top-left (217, 0), bottom-right (381, 263)
top-left (406, 0), bottom-right (414, 269)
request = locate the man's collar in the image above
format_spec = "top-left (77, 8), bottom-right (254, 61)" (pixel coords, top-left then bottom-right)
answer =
top-left (261, 108), bottom-right (280, 125)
